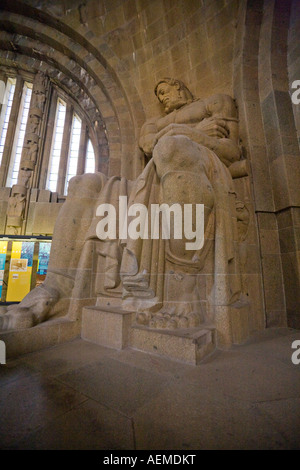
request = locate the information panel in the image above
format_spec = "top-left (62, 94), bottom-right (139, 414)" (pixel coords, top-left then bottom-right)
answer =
top-left (0, 241), bottom-right (7, 300)
top-left (36, 242), bottom-right (51, 287)
top-left (6, 241), bottom-right (35, 302)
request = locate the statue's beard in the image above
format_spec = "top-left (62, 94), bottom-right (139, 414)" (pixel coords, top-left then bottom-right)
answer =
top-left (164, 97), bottom-right (187, 114)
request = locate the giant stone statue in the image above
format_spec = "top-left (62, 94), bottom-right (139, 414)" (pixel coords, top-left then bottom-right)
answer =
top-left (0, 78), bottom-right (245, 345)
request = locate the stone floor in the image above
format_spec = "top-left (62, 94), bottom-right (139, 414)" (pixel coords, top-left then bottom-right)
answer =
top-left (0, 327), bottom-right (299, 450)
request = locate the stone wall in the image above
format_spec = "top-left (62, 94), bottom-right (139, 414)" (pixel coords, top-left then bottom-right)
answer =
top-left (288, 0), bottom-right (300, 144)
top-left (232, 0), bottom-right (300, 329)
top-left (0, 0), bottom-right (299, 328)
top-left (0, 0), bottom-right (240, 179)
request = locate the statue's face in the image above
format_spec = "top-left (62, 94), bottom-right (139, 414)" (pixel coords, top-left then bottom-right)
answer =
top-left (156, 82), bottom-right (186, 114)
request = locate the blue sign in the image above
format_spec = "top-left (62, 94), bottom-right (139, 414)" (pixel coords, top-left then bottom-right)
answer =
top-left (37, 242), bottom-right (51, 275)
top-left (0, 252), bottom-right (7, 298)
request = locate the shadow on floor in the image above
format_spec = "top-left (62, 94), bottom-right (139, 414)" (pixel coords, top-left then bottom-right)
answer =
top-left (0, 327), bottom-right (299, 450)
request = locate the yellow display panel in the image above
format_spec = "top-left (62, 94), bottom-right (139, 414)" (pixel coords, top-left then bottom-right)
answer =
top-left (6, 241), bottom-right (33, 302)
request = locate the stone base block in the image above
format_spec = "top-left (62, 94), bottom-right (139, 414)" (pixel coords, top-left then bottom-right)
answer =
top-left (0, 318), bottom-right (80, 359)
top-left (81, 306), bottom-right (134, 350)
top-left (129, 324), bottom-right (216, 365)
top-left (6, 215), bottom-right (23, 227)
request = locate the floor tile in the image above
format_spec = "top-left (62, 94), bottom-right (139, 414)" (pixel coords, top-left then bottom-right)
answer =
top-left (16, 398), bottom-right (135, 450)
top-left (133, 382), bottom-right (291, 450)
top-left (20, 339), bottom-right (114, 377)
top-left (57, 357), bottom-right (170, 416)
top-left (0, 374), bottom-right (87, 449)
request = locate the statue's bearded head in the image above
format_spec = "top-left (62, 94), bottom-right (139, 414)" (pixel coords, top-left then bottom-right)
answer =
top-left (154, 78), bottom-right (193, 114)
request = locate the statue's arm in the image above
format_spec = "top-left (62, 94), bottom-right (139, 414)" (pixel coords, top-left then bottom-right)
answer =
top-left (155, 95), bottom-right (241, 167)
top-left (139, 118), bottom-right (158, 157)
top-left (201, 94), bottom-right (241, 166)
top-left (195, 123), bottom-right (241, 167)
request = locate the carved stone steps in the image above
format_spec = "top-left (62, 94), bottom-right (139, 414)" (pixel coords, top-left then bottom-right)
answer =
top-left (81, 306), bottom-right (134, 350)
top-left (81, 305), bottom-right (216, 365)
top-left (130, 324), bottom-right (216, 365)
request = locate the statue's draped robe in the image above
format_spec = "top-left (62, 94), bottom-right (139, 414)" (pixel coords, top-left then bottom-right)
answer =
top-left (86, 140), bottom-right (241, 317)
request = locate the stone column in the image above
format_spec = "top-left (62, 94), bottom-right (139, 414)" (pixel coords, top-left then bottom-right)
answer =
top-left (39, 88), bottom-right (58, 190)
top-left (5, 72), bottom-right (49, 235)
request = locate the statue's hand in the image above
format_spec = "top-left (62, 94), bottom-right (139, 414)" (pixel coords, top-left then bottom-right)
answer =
top-left (196, 117), bottom-right (229, 138)
top-left (155, 123), bottom-right (196, 142)
top-left (139, 120), bottom-right (158, 157)
top-left (141, 134), bottom-right (157, 157)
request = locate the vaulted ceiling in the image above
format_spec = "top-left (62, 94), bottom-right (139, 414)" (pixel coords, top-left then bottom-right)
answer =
top-left (0, 0), bottom-right (141, 178)
top-left (0, 0), bottom-right (243, 178)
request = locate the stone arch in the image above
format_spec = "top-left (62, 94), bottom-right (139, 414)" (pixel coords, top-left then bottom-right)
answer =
top-left (0, 54), bottom-right (109, 175)
top-left (0, 1), bottom-right (146, 178)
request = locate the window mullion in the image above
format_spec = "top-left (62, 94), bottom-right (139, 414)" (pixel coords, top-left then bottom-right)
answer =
top-left (0, 72), bottom-right (6, 116)
top-left (0, 76), bottom-right (23, 187)
top-left (40, 89), bottom-right (58, 189)
top-left (77, 121), bottom-right (88, 176)
top-left (0, 77), bottom-right (13, 152)
top-left (57, 104), bottom-right (72, 196)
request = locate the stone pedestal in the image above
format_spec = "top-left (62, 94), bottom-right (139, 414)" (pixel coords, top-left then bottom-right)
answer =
top-left (81, 305), bottom-right (216, 364)
top-left (130, 325), bottom-right (216, 365)
top-left (81, 306), bottom-right (134, 350)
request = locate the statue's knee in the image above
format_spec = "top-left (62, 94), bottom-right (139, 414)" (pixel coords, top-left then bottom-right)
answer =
top-left (153, 135), bottom-right (181, 164)
top-left (156, 135), bottom-right (179, 151)
top-left (67, 173), bottom-right (105, 197)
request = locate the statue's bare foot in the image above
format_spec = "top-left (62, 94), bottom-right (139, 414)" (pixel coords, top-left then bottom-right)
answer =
top-left (135, 311), bottom-right (152, 326)
top-left (151, 312), bottom-right (202, 329)
top-left (0, 310), bottom-right (36, 330)
top-left (0, 286), bottom-right (59, 331)
top-left (145, 303), bottom-right (203, 330)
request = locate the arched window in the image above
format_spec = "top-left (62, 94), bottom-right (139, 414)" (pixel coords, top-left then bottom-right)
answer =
top-left (85, 139), bottom-right (95, 174)
top-left (46, 98), bottom-right (66, 193)
top-left (42, 89), bottom-right (98, 197)
top-left (0, 78), bottom-right (16, 167)
top-left (6, 82), bottom-right (32, 187)
top-left (0, 72), bottom-right (98, 194)
top-left (64, 113), bottom-right (82, 195)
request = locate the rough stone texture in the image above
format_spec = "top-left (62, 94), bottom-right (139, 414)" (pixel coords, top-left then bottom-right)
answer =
top-left (130, 325), bottom-right (216, 365)
top-left (5, 72), bottom-right (49, 235)
top-left (0, 328), bottom-right (299, 450)
top-left (82, 306), bottom-right (134, 349)
top-left (0, 0), bottom-right (240, 181)
top-left (233, 0), bottom-right (300, 330)
top-left (0, 76), bottom-right (265, 362)
top-left (0, 187), bottom-right (11, 232)
top-left (31, 202), bottom-right (63, 235)
top-left (0, 0), bottom-right (299, 359)
top-left (0, 319), bottom-right (80, 358)
top-left (0, 1), bottom-right (298, 453)
top-left (25, 200), bottom-right (64, 235)
top-left (288, 0), bottom-right (300, 147)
